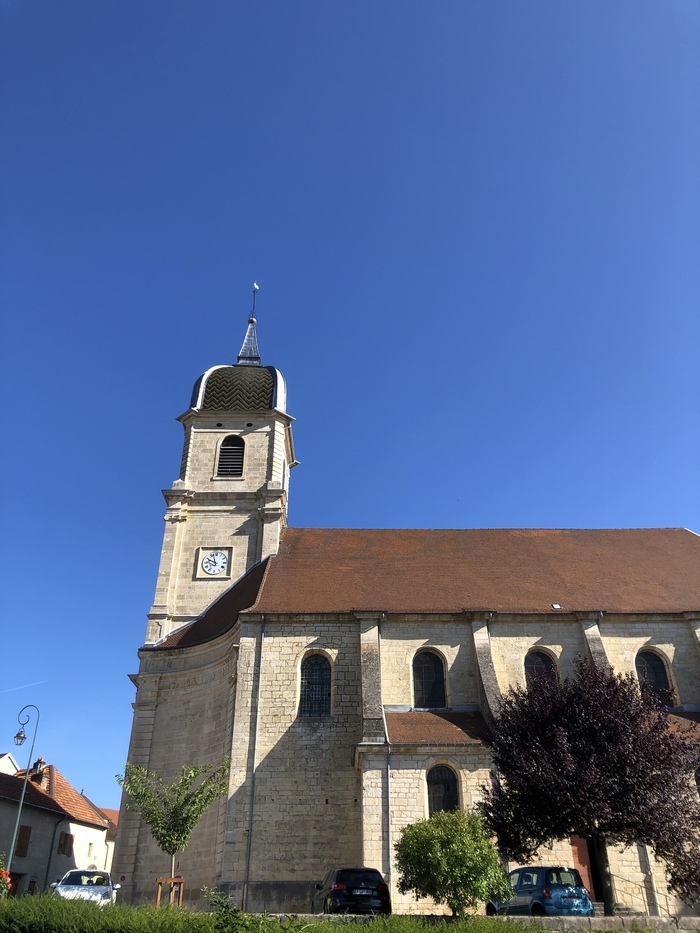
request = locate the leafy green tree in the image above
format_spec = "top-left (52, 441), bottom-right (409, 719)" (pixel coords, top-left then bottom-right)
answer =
top-left (394, 809), bottom-right (512, 916)
top-left (116, 759), bottom-right (229, 879)
top-left (480, 657), bottom-right (700, 916)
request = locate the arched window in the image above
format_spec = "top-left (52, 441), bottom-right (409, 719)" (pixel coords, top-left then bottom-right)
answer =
top-left (636, 651), bottom-right (672, 701)
top-left (427, 766), bottom-right (459, 816)
top-left (299, 655), bottom-right (331, 717)
top-left (413, 651), bottom-right (446, 709)
top-left (217, 436), bottom-right (245, 477)
top-left (524, 650), bottom-right (557, 689)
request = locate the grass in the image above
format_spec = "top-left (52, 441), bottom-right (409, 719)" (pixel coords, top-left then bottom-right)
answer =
top-left (0, 899), bottom-right (661, 933)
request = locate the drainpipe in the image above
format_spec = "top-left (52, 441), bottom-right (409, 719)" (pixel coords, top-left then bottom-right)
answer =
top-left (43, 817), bottom-right (66, 890)
top-left (642, 844), bottom-right (660, 916)
top-left (242, 617), bottom-right (265, 912)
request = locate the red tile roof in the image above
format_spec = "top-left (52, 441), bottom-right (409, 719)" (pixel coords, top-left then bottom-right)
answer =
top-left (386, 711), bottom-right (490, 745)
top-left (0, 772), bottom-right (67, 816)
top-left (16, 766), bottom-right (109, 829)
top-left (247, 527), bottom-right (700, 615)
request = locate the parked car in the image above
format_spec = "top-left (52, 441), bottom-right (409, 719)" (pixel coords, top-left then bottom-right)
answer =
top-left (486, 866), bottom-right (595, 917)
top-left (314, 867), bottom-right (391, 914)
top-left (51, 870), bottom-right (121, 905)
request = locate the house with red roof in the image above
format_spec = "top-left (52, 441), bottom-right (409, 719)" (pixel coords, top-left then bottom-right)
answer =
top-left (0, 758), bottom-right (117, 895)
top-left (113, 316), bottom-right (700, 915)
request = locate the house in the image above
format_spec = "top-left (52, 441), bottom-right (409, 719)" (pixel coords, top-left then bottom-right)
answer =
top-left (112, 315), bottom-right (700, 914)
top-left (0, 758), bottom-right (117, 894)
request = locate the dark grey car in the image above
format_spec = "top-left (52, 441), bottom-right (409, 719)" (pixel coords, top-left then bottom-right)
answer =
top-left (313, 868), bottom-right (391, 914)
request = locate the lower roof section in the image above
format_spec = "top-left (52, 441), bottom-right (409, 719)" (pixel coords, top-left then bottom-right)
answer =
top-left (385, 710), bottom-right (490, 746)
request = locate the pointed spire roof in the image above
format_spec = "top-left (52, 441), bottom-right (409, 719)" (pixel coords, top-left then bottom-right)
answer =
top-left (237, 316), bottom-right (261, 366)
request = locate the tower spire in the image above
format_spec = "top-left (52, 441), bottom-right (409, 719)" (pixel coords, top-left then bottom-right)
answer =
top-left (237, 283), bottom-right (261, 366)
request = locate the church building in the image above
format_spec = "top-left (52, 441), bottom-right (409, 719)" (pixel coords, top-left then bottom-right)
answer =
top-left (113, 315), bottom-right (700, 915)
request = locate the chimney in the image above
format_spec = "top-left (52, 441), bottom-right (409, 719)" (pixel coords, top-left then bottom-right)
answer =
top-left (29, 758), bottom-right (49, 790)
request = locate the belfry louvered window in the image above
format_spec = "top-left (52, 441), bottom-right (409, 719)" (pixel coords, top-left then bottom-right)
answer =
top-left (299, 655), bottom-right (331, 717)
top-left (413, 650), bottom-right (446, 708)
top-left (217, 435), bottom-right (245, 477)
top-left (524, 650), bottom-right (557, 689)
top-left (427, 766), bottom-right (459, 816)
top-left (636, 651), bottom-right (672, 702)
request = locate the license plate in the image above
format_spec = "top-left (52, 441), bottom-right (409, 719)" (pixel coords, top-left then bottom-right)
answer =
top-left (352, 889), bottom-right (371, 895)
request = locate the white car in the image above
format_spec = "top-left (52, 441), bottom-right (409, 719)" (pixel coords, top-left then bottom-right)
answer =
top-left (51, 869), bottom-right (121, 905)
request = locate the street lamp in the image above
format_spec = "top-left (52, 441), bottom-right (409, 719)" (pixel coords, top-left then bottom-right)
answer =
top-left (8, 705), bottom-right (40, 875)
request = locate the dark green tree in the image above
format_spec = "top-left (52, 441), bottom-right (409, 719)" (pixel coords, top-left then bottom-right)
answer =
top-left (394, 809), bottom-right (512, 916)
top-left (480, 657), bottom-right (700, 916)
top-left (117, 759), bottom-right (229, 880)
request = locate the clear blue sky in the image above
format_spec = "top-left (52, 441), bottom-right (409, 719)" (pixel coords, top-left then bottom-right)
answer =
top-left (1, 1), bottom-right (698, 810)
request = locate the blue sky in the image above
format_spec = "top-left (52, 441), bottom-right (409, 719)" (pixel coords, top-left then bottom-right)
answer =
top-left (1, 1), bottom-right (698, 810)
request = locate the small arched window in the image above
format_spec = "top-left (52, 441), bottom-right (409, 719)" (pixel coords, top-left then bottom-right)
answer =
top-left (299, 655), bottom-right (331, 717)
top-left (525, 650), bottom-right (557, 689)
top-left (217, 436), bottom-right (244, 477)
top-left (427, 766), bottom-right (459, 816)
top-left (413, 651), bottom-right (446, 709)
top-left (636, 651), bottom-right (672, 701)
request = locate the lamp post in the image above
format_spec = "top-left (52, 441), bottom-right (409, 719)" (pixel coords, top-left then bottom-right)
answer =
top-left (8, 705), bottom-right (40, 875)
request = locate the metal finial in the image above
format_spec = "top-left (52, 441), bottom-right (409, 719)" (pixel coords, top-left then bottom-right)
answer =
top-left (252, 282), bottom-right (259, 316)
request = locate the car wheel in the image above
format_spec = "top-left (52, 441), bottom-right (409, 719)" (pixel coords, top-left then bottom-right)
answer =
top-left (485, 904), bottom-right (497, 916)
top-left (531, 903), bottom-right (547, 916)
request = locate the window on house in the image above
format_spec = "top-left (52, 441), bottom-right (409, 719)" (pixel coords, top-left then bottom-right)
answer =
top-left (216, 435), bottom-right (245, 477)
top-left (15, 825), bottom-right (31, 858)
top-left (524, 650), bottom-right (557, 689)
top-left (299, 655), bottom-right (331, 717)
top-left (636, 651), bottom-right (672, 701)
top-left (57, 832), bottom-right (74, 856)
top-left (413, 650), bottom-right (446, 708)
top-left (427, 765), bottom-right (459, 816)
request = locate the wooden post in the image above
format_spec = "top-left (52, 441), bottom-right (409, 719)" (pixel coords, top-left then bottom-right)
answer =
top-left (155, 877), bottom-right (184, 907)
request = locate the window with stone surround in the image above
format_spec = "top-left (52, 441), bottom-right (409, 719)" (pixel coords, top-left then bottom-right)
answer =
top-left (216, 435), bottom-right (245, 477)
top-left (299, 654), bottom-right (331, 716)
top-left (427, 765), bottom-right (459, 816)
top-left (57, 831), bottom-right (74, 856)
top-left (413, 650), bottom-right (446, 708)
top-left (524, 650), bottom-right (557, 689)
top-left (635, 650), bottom-right (673, 703)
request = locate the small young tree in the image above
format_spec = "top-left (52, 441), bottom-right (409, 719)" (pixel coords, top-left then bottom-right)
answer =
top-left (480, 658), bottom-right (700, 916)
top-left (116, 759), bottom-right (229, 881)
top-left (394, 809), bottom-right (512, 917)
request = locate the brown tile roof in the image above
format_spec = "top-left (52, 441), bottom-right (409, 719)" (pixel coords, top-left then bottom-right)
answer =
top-left (149, 557), bottom-right (270, 650)
top-left (0, 772), bottom-right (67, 816)
top-left (247, 527), bottom-right (700, 615)
top-left (98, 807), bottom-right (119, 825)
top-left (668, 712), bottom-right (700, 739)
top-left (385, 711), bottom-right (491, 745)
top-left (17, 766), bottom-right (109, 829)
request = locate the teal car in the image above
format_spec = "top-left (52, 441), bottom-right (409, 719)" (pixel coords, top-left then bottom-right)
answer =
top-left (486, 866), bottom-right (595, 917)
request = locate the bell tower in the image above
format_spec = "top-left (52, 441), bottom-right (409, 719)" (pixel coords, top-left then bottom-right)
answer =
top-left (145, 311), bottom-right (296, 644)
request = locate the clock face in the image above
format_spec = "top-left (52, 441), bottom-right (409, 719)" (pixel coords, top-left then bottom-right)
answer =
top-left (202, 550), bottom-right (228, 575)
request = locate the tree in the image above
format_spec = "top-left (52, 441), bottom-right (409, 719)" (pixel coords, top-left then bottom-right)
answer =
top-left (116, 759), bottom-right (229, 881)
top-left (394, 809), bottom-right (512, 917)
top-left (480, 657), bottom-right (700, 916)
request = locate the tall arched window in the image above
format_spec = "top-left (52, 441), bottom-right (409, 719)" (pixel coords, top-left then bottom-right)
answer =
top-left (427, 766), bottom-right (459, 816)
top-left (636, 651), bottom-right (672, 701)
top-left (217, 435), bottom-right (245, 477)
top-left (413, 651), bottom-right (446, 708)
top-left (524, 650), bottom-right (557, 689)
top-left (299, 655), bottom-right (331, 717)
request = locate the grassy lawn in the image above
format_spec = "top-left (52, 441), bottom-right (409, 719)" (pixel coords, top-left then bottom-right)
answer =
top-left (0, 897), bottom-right (659, 933)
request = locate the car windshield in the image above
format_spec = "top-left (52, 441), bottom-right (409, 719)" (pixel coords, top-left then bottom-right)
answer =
top-left (545, 869), bottom-right (584, 887)
top-left (61, 872), bottom-right (109, 886)
top-left (336, 870), bottom-right (383, 886)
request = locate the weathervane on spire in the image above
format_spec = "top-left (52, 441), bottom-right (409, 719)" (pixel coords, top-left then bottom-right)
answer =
top-left (237, 283), bottom-right (262, 366)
